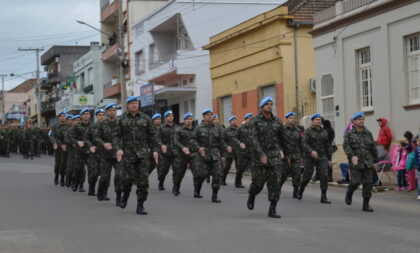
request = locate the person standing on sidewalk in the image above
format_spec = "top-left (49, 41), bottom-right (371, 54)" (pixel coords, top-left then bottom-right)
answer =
top-left (376, 118), bottom-right (392, 151)
top-left (344, 112), bottom-right (378, 212)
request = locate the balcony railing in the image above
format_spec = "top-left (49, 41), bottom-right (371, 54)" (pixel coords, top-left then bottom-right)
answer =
top-left (314, 5), bottom-right (336, 24)
top-left (41, 98), bottom-right (58, 114)
top-left (314, 0), bottom-right (379, 25)
top-left (343, 0), bottom-right (377, 13)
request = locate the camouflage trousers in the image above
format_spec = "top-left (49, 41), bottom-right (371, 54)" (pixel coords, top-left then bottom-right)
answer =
top-left (73, 152), bottom-right (87, 185)
top-left (192, 155), bottom-right (221, 190)
top-left (280, 158), bottom-right (302, 189)
top-left (249, 164), bottom-right (282, 202)
top-left (23, 141), bottom-right (34, 158)
top-left (66, 149), bottom-right (75, 182)
top-left (33, 140), bottom-right (41, 156)
top-left (301, 157), bottom-right (329, 191)
top-left (120, 155), bottom-right (150, 201)
top-left (172, 154), bottom-right (195, 187)
top-left (348, 166), bottom-right (373, 198)
top-left (157, 153), bottom-right (174, 182)
top-left (0, 139), bottom-right (10, 155)
top-left (222, 153), bottom-right (238, 180)
top-left (54, 149), bottom-right (66, 178)
top-left (148, 155), bottom-right (156, 174)
top-left (235, 155), bottom-right (251, 182)
top-left (87, 153), bottom-right (101, 185)
top-left (99, 157), bottom-right (123, 193)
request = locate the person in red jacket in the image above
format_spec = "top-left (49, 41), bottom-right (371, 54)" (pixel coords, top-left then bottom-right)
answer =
top-left (376, 118), bottom-right (392, 150)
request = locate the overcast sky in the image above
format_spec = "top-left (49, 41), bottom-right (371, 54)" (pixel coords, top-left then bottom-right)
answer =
top-left (0, 0), bottom-right (100, 91)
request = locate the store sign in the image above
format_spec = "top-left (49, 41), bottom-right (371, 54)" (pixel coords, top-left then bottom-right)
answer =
top-left (139, 83), bottom-right (155, 107)
top-left (72, 94), bottom-right (94, 109)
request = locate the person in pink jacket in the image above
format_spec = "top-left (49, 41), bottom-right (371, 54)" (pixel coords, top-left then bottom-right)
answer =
top-left (395, 142), bottom-right (408, 191)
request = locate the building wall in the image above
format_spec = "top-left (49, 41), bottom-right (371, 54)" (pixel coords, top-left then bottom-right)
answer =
top-left (313, 1), bottom-right (420, 145)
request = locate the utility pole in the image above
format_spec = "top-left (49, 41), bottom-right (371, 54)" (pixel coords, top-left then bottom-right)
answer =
top-left (1, 74), bottom-right (7, 125)
top-left (18, 48), bottom-right (43, 127)
top-left (118, 0), bottom-right (127, 111)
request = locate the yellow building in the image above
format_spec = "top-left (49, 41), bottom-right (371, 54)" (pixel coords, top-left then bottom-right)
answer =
top-left (203, 1), bottom-right (336, 125)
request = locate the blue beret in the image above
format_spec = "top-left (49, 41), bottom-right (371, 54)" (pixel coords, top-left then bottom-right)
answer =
top-left (73, 115), bottom-right (80, 120)
top-left (183, 112), bottom-right (193, 120)
top-left (105, 103), bottom-right (117, 110)
top-left (259, 96), bottom-right (273, 108)
top-left (202, 108), bottom-right (213, 115)
top-left (310, 113), bottom-right (322, 121)
top-left (95, 109), bottom-right (105, 115)
top-left (228, 115), bottom-right (237, 122)
top-left (152, 113), bottom-right (161, 120)
top-left (285, 112), bottom-right (296, 119)
top-left (212, 114), bottom-right (219, 119)
top-left (352, 112), bottom-right (365, 120)
top-left (164, 110), bottom-right (173, 118)
top-left (126, 96), bottom-right (138, 103)
top-left (244, 113), bottom-right (253, 119)
top-left (79, 108), bottom-right (90, 115)
top-left (57, 112), bottom-right (65, 116)
top-left (65, 114), bottom-right (73, 119)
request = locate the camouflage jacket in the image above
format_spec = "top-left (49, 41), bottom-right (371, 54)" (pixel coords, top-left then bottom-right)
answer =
top-left (113, 111), bottom-right (160, 159)
top-left (23, 128), bottom-right (33, 142)
top-left (343, 127), bottom-right (378, 169)
top-left (31, 126), bottom-right (43, 141)
top-left (304, 126), bottom-right (331, 159)
top-left (49, 123), bottom-right (66, 146)
top-left (190, 122), bottom-right (226, 161)
top-left (157, 122), bottom-right (177, 156)
top-left (174, 125), bottom-right (195, 157)
top-left (93, 119), bottom-right (119, 159)
top-left (249, 113), bottom-right (285, 166)
top-left (64, 125), bottom-right (75, 151)
top-left (237, 122), bottom-right (253, 157)
top-left (223, 125), bottom-right (240, 158)
top-left (283, 124), bottom-right (304, 160)
top-left (70, 121), bottom-right (92, 154)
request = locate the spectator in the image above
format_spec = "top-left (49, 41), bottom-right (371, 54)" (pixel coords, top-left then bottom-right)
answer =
top-left (414, 138), bottom-right (420, 200)
top-left (376, 118), bottom-right (392, 150)
top-left (395, 142), bottom-right (408, 191)
top-left (404, 131), bottom-right (416, 191)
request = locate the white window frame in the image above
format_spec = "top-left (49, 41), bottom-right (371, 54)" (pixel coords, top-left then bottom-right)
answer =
top-left (320, 74), bottom-right (335, 129)
top-left (357, 47), bottom-right (373, 111)
top-left (135, 50), bottom-right (145, 75)
top-left (407, 33), bottom-right (420, 104)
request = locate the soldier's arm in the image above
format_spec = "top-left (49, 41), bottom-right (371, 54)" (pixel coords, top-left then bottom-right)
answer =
top-left (303, 130), bottom-right (314, 155)
top-left (49, 126), bottom-right (59, 145)
top-left (299, 133), bottom-right (305, 158)
top-left (249, 120), bottom-right (265, 158)
top-left (92, 123), bottom-right (105, 147)
top-left (84, 125), bottom-right (95, 148)
top-left (69, 124), bottom-right (79, 146)
top-left (189, 126), bottom-right (200, 152)
top-left (146, 117), bottom-right (161, 152)
top-left (112, 117), bottom-right (123, 151)
top-left (174, 128), bottom-right (185, 150)
top-left (277, 121), bottom-right (286, 153)
top-left (343, 134), bottom-right (354, 160)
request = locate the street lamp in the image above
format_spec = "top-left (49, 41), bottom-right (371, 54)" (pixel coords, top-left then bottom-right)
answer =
top-left (76, 20), bottom-right (112, 37)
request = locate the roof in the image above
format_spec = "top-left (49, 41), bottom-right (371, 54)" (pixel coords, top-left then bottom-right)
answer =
top-left (7, 79), bottom-right (37, 93)
top-left (285, 0), bottom-right (338, 24)
top-left (41, 45), bottom-right (90, 65)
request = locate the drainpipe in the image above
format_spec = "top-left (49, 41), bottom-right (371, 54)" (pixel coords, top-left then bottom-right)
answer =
top-left (293, 23), bottom-right (300, 118)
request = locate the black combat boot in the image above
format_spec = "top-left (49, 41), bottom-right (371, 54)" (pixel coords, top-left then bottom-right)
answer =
top-left (247, 194), bottom-right (255, 210)
top-left (205, 175), bottom-right (211, 183)
top-left (320, 190), bottom-right (331, 204)
top-left (65, 177), bottom-right (70, 187)
top-left (54, 174), bottom-right (59, 185)
top-left (235, 174), bottom-right (245, 188)
top-left (136, 199), bottom-right (148, 215)
top-left (120, 191), bottom-right (130, 209)
top-left (193, 183), bottom-right (203, 198)
top-left (268, 201), bottom-right (281, 218)
top-left (297, 187), bottom-right (305, 200)
top-left (72, 182), bottom-right (78, 192)
top-left (221, 174), bottom-right (227, 186)
top-left (293, 187), bottom-right (299, 199)
top-left (211, 189), bottom-right (221, 203)
top-left (78, 183), bottom-right (85, 193)
top-left (97, 185), bottom-right (103, 201)
top-left (362, 197), bottom-right (374, 212)
top-left (158, 180), bottom-right (165, 191)
top-left (102, 189), bottom-right (110, 201)
top-left (60, 176), bottom-right (65, 187)
top-left (88, 183), bottom-right (96, 196)
top-left (116, 192), bottom-right (122, 207)
top-left (345, 190), bottom-right (354, 205)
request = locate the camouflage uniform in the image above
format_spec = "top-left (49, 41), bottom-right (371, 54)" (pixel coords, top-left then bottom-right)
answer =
top-left (23, 127), bottom-right (34, 159)
top-left (190, 121), bottom-right (226, 201)
top-left (156, 122), bottom-right (177, 189)
top-left (86, 122), bottom-right (102, 195)
top-left (343, 128), bottom-right (378, 200)
top-left (10, 127), bottom-right (18, 153)
top-left (31, 126), bottom-right (43, 157)
top-left (70, 121), bottom-right (91, 191)
top-left (221, 125), bottom-right (239, 185)
top-left (235, 122), bottom-right (254, 187)
top-left (113, 112), bottom-right (160, 204)
top-left (148, 124), bottom-right (160, 174)
top-left (64, 125), bottom-right (75, 187)
top-left (16, 127), bottom-right (24, 155)
top-left (49, 123), bottom-right (67, 184)
top-left (281, 123), bottom-right (304, 194)
top-left (172, 124), bottom-right (195, 193)
top-left (0, 127), bottom-right (10, 157)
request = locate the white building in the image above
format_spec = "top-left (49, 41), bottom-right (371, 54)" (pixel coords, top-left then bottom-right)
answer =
top-left (130, 0), bottom-right (285, 123)
top-left (312, 0), bottom-right (420, 144)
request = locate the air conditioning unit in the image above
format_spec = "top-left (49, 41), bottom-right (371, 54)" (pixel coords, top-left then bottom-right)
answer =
top-left (309, 79), bottom-right (316, 93)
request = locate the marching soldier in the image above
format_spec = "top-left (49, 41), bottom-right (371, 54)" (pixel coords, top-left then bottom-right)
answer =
top-left (221, 115), bottom-right (240, 186)
top-left (190, 108), bottom-right (228, 203)
top-left (281, 112), bottom-right (304, 199)
top-left (235, 113), bottom-right (254, 188)
top-left (49, 112), bottom-right (67, 185)
top-left (298, 113), bottom-right (332, 204)
top-left (246, 97), bottom-right (284, 218)
top-left (23, 123), bottom-right (34, 159)
top-left (148, 113), bottom-right (162, 174)
top-left (344, 112), bottom-right (377, 212)
top-left (64, 114), bottom-right (75, 187)
top-left (172, 112), bottom-right (195, 196)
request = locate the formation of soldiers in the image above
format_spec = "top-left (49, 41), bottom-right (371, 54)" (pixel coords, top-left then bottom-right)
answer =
top-left (47, 96), bottom-right (378, 218)
top-left (0, 123), bottom-right (52, 159)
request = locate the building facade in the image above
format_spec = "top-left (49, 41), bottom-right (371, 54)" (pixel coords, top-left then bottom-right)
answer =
top-left (312, 0), bottom-right (420, 144)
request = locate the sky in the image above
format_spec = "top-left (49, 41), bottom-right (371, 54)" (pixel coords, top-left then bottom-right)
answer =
top-left (0, 0), bottom-right (101, 91)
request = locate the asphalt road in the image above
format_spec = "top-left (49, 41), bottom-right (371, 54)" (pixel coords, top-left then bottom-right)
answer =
top-left (1, 154), bottom-right (419, 253)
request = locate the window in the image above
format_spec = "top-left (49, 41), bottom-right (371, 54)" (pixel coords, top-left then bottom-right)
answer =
top-left (357, 47), bottom-right (373, 110)
top-left (135, 50), bottom-right (145, 75)
top-left (79, 73), bottom-right (85, 89)
top-left (221, 96), bottom-right (232, 126)
top-left (241, 92), bottom-right (247, 108)
top-left (321, 74), bottom-right (335, 129)
top-left (87, 68), bottom-right (93, 86)
top-left (149, 44), bottom-right (156, 63)
top-left (407, 33), bottom-right (420, 104)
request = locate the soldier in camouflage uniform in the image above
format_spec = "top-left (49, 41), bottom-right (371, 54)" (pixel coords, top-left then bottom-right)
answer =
top-left (148, 113), bottom-right (162, 174)
top-left (113, 96), bottom-right (162, 215)
top-left (32, 124), bottom-right (43, 157)
top-left (85, 109), bottom-right (105, 196)
top-left (49, 112), bottom-right (67, 185)
top-left (156, 110), bottom-right (177, 191)
top-left (298, 113), bottom-right (332, 204)
top-left (221, 116), bottom-right (240, 186)
top-left (64, 114), bottom-right (75, 187)
top-left (246, 97), bottom-right (284, 218)
top-left (10, 126), bottom-right (18, 154)
top-left (235, 113), bottom-right (254, 188)
top-left (281, 112), bottom-right (304, 199)
top-left (16, 126), bottom-right (24, 156)
top-left (0, 126), bottom-right (10, 157)
top-left (344, 112), bottom-right (377, 212)
top-left (70, 108), bottom-right (92, 192)
top-left (190, 108), bottom-right (227, 203)
top-left (23, 123), bottom-right (34, 159)
top-left (94, 103), bottom-right (121, 203)
top-left (172, 112), bottom-right (195, 196)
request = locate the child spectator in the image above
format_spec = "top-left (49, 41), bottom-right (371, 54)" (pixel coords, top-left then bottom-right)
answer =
top-left (414, 138), bottom-right (420, 200)
top-left (395, 142), bottom-right (408, 191)
top-left (404, 131), bottom-right (416, 191)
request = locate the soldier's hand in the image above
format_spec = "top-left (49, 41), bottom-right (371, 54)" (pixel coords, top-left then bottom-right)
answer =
top-left (260, 155), bottom-right (268, 164)
top-left (77, 141), bottom-right (84, 148)
top-left (182, 147), bottom-right (190, 155)
top-left (199, 147), bottom-right (206, 157)
top-left (239, 143), bottom-right (246, 149)
top-left (227, 146), bottom-right (232, 153)
top-left (53, 144), bottom-right (58, 150)
top-left (61, 145), bottom-right (67, 152)
top-left (89, 146), bottom-right (97, 153)
top-left (161, 145), bottom-right (167, 154)
top-left (311, 151), bottom-right (318, 159)
top-left (280, 151), bottom-right (285, 159)
top-left (116, 150), bottom-right (124, 162)
top-left (153, 152), bottom-right (159, 164)
top-left (103, 143), bottom-right (112, 150)
top-left (351, 156), bottom-right (358, 166)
